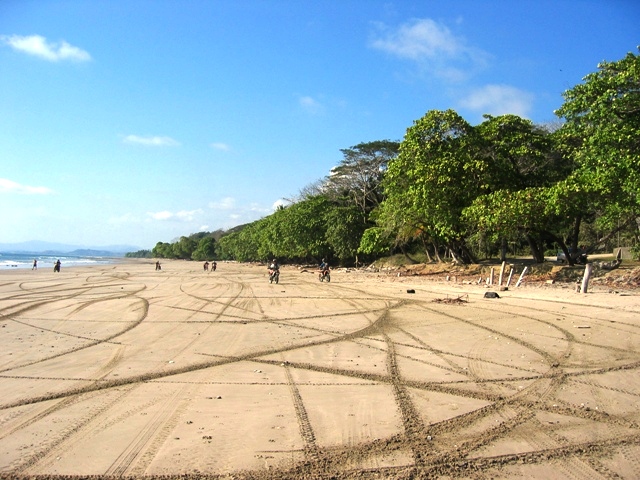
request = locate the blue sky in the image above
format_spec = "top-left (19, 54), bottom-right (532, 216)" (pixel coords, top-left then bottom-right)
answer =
top-left (1, 1), bottom-right (638, 249)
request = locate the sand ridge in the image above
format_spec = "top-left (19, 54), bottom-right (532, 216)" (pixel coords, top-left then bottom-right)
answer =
top-left (0, 260), bottom-right (639, 479)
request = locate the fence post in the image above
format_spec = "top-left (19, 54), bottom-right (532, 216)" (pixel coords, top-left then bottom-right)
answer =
top-left (498, 261), bottom-right (507, 286)
top-left (580, 264), bottom-right (592, 294)
top-left (515, 266), bottom-right (528, 287)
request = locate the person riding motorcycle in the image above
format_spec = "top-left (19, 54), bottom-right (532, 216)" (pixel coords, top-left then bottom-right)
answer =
top-left (318, 258), bottom-right (330, 282)
top-left (269, 258), bottom-right (279, 272)
top-left (268, 259), bottom-right (280, 283)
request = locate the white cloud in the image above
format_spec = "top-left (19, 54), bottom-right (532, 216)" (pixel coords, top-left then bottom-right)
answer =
top-left (148, 210), bottom-right (174, 220)
top-left (272, 198), bottom-right (290, 210)
top-left (210, 142), bottom-right (231, 151)
top-left (146, 209), bottom-right (203, 221)
top-left (123, 135), bottom-right (180, 147)
top-left (457, 84), bottom-right (534, 118)
top-left (0, 178), bottom-right (54, 195)
top-left (2, 34), bottom-right (91, 62)
top-left (205, 197), bottom-right (274, 226)
top-left (175, 209), bottom-right (202, 220)
top-left (371, 18), bottom-right (461, 60)
top-left (370, 18), bottom-right (490, 82)
top-left (299, 95), bottom-right (324, 114)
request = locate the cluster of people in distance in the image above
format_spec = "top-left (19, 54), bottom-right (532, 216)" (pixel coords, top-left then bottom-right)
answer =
top-left (151, 258), bottom-right (331, 283)
top-left (267, 258), bottom-right (331, 283)
top-left (32, 259), bottom-right (61, 272)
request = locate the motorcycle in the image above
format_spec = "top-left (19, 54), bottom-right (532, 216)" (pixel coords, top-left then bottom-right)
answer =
top-left (269, 269), bottom-right (280, 284)
top-left (318, 268), bottom-right (330, 282)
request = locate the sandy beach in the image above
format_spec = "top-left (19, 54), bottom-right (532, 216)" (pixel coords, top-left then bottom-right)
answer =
top-left (0, 260), bottom-right (639, 479)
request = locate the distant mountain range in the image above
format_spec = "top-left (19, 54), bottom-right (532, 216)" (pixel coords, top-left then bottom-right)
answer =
top-left (0, 241), bottom-right (141, 256)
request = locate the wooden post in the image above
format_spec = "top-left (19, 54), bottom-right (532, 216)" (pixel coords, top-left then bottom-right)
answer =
top-left (580, 263), bottom-right (592, 294)
top-left (489, 268), bottom-right (494, 286)
top-left (515, 266), bottom-right (528, 287)
top-left (506, 265), bottom-right (515, 287)
top-left (498, 261), bottom-right (506, 286)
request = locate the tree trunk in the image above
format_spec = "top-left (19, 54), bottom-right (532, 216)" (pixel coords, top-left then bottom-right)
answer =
top-left (433, 241), bottom-right (443, 263)
top-left (569, 214), bottom-right (582, 258)
top-left (448, 240), bottom-right (477, 265)
top-left (419, 235), bottom-right (432, 262)
top-left (500, 237), bottom-right (507, 263)
top-left (526, 234), bottom-right (545, 263)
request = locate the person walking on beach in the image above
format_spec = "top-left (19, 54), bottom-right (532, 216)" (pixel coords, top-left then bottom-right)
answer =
top-left (155, 261), bottom-right (161, 271)
top-left (54, 259), bottom-right (61, 272)
top-left (203, 261), bottom-right (209, 272)
top-left (212, 261), bottom-right (217, 272)
top-left (32, 259), bottom-right (37, 270)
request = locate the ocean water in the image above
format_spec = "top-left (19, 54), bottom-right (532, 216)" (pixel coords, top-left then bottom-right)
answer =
top-left (0, 252), bottom-right (113, 270)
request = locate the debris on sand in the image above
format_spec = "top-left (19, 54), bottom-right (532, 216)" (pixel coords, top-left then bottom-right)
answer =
top-left (433, 294), bottom-right (469, 304)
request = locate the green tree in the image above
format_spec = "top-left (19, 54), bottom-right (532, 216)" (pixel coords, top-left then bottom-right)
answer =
top-left (191, 236), bottom-right (216, 261)
top-left (358, 227), bottom-right (392, 257)
top-left (323, 140), bottom-right (400, 215)
top-left (172, 236), bottom-right (197, 260)
top-left (465, 114), bottom-right (564, 262)
top-left (270, 196), bottom-right (329, 261)
top-left (554, 49), bottom-right (640, 253)
top-left (324, 205), bottom-right (366, 263)
top-left (125, 249), bottom-right (152, 258)
top-left (152, 242), bottom-right (173, 258)
top-left (380, 109), bottom-right (481, 263)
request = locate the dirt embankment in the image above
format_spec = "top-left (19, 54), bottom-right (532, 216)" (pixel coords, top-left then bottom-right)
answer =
top-left (369, 259), bottom-right (640, 291)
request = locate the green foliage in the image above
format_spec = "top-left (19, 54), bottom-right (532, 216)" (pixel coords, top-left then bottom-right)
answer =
top-left (125, 249), bottom-right (152, 258)
top-left (555, 49), bottom-right (640, 234)
top-left (172, 236), bottom-right (197, 260)
top-left (324, 206), bottom-right (367, 262)
top-left (324, 140), bottom-right (400, 214)
top-left (475, 114), bottom-right (562, 189)
top-left (152, 241), bottom-right (173, 258)
top-left (191, 236), bottom-right (216, 261)
top-left (380, 109), bottom-right (481, 262)
top-left (358, 227), bottom-right (392, 256)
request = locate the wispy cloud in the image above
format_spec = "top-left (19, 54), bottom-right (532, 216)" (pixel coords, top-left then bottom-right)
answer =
top-left (123, 135), bottom-right (180, 147)
top-left (370, 18), bottom-right (490, 82)
top-left (0, 178), bottom-right (54, 195)
top-left (457, 84), bottom-right (534, 118)
top-left (1, 34), bottom-right (91, 62)
top-left (147, 209), bottom-right (202, 221)
top-left (371, 18), bottom-right (461, 60)
top-left (208, 197), bottom-right (236, 210)
top-left (210, 142), bottom-right (231, 151)
top-left (207, 197), bottom-right (273, 223)
top-left (299, 95), bottom-right (324, 115)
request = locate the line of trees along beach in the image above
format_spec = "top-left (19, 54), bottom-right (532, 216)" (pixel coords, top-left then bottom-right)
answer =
top-left (134, 50), bottom-right (640, 266)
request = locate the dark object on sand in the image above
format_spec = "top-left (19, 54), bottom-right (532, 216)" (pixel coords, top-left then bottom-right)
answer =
top-left (484, 291), bottom-right (500, 298)
top-left (406, 289), bottom-right (415, 293)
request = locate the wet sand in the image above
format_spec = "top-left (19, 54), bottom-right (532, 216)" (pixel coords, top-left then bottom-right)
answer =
top-left (0, 260), bottom-right (639, 479)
